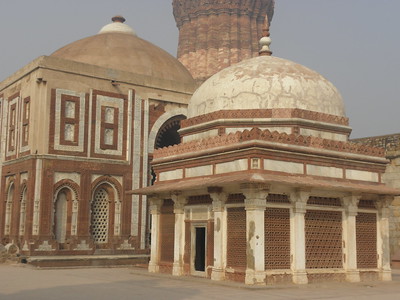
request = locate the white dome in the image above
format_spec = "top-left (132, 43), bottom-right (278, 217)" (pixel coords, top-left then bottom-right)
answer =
top-left (187, 56), bottom-right (346, 118)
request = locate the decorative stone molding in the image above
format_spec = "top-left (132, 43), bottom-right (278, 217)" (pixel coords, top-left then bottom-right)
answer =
top-left (154, 128), bottom-right (384, 160)
top-left (171, 192), bottom-right (188, 214)
top-left (341, 194), bottom-right (361, 216)
top-left (376, 196), bottom-right (394, 218)
top-left (242, 183), bottom-right (269, 210)
top-left (148, 196), bottom-right (164, 215)
top-left (181, 108), bottom-right (349, 128)
top-left (289, 189), bottom-right (310, 214)
top-left (74, 240), bottom-right (91, 251)
top-left (209, 188), bottom-right (228, 212)
top-left (118, 240), bottom-right (135, 250)
top-left (35, 241), bottom-right (54, 251)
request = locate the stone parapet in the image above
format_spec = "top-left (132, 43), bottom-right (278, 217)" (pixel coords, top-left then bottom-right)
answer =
top-left (153, 128), bottom-right (385, 159)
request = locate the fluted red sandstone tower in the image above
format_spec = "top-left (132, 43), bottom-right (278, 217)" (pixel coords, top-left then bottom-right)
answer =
top-left (173, 0), bottom-right (275, 82)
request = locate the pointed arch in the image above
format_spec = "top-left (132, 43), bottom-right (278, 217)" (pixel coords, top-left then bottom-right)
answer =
top-left (148, 108), bottom-right (188, 154)
top-left (53, 179), bottom-right (80, 243)
top-left (90, 176), bottom-right (122, 245)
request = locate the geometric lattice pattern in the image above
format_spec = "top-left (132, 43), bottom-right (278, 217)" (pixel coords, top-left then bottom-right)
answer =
top-left (265, 208), bottom-right (291, 269)
top-left (227, 193), bottom-right (245, 204)
top-left (356, 212), bottom-right (377, 268)
top-left (160, 201), bottom-right (175, 262)
top-left (227, 207), bottom-right (246, 269)
top-left (187, 194), bottom-right (212, 205)
top-left (267, 194), bottom-right (290, 204)
top-left (307, 197), bottom-right (341, 207)
top-left (358, 200), bottom-right (376, 209)
top-left (305, 210), bottom-right (343, 269)
top-left (91, 188), bottom-right (109, 244)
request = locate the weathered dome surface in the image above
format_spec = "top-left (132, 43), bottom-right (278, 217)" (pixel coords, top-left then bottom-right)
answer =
top-left (187, 55), bottom-right (345, 118)
top-left (51, 21), bottom-right (194, 84)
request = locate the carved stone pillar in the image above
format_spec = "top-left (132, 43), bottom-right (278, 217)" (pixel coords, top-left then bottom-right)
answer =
top-left (376, 196), bottom-right (394, 281)
top-left (209, 188), bottom-right (228, 281)
top-left (341, 194), bottom-right (361, 282)
top-left (242, 183), bottom-right (269, 285)
top-left (148, 196), bottom-right (163, 273)
top-left (289, 190), bottom-right (309, 285)
top-left (171, 193), bottom-right (187, 276)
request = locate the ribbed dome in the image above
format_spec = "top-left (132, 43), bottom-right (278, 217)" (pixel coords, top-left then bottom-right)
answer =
top-left (187, 56), bottom-right (345, 118)
top-left (51, 18), bottom-right (194, 84)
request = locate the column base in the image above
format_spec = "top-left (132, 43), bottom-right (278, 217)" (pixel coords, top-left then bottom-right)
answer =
top-left (245, 269), bottom-right (266, 285)
top-left (172, 263), bottom-right (184, 276)
top-left (148, 262), bottom-right (159, 273)
top-left (380, 270), bottom-right (392, 281)
top-left (292, 271), bottom-right (308, 284)
top-left (211, 267), bottom-right (225, 281)
top-left (346, 270), bottom-right (360, 282)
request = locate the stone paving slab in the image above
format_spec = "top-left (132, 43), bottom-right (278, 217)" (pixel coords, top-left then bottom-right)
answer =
top-left (1, 264), bottom-right (400, 300)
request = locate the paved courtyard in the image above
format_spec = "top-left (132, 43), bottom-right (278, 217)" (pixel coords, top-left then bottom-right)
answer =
top-left (1, 264), bottom-right (400, 299)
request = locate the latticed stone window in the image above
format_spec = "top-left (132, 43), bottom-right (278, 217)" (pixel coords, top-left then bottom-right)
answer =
top-left (91, 188), bottom-right (110, 244)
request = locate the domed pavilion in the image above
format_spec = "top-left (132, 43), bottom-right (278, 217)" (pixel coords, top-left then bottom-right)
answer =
top-left (131, 20), bottom-right (399, 285)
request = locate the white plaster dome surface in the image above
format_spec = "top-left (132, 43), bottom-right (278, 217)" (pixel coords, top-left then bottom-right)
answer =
top-left (187, 56), bottom-right (346, 118)
top-left (98, 21), bottom-right (136, 35)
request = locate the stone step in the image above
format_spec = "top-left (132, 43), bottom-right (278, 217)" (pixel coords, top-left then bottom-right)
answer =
top-left (23, 254), bottom-right (149, 268)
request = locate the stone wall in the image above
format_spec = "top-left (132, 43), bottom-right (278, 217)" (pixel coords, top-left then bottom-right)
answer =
top-left (353, 134), bottom-right (400, 264)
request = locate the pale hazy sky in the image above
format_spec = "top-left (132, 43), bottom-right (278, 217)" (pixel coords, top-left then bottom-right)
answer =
top-left (0, 0), bottom-right (399, 138)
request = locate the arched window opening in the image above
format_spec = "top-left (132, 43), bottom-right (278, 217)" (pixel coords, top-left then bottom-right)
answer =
top-left (4, 183), bottom-right (14, 235)
top-left (54, 190), bottom-right (68, 244)
top-left (91, 187), bottom-right (110, 244)
top-left (154, 115), bottom-right (186, 150)
top-left (152, 115), bottom-right (186, 184)
top-left (19, 187), bottom-right (27, 236)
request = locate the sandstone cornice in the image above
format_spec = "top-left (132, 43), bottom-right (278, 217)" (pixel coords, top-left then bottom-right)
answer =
top-left (154, 127), bottom-right (385, 160)
top-left (181, 108), bottom-right (350, 129)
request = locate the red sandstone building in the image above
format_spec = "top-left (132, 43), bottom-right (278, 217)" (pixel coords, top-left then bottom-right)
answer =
top-left (1, 1), bottom-right (399, 282)
top-left (0, 17), bottom-right (196, 259)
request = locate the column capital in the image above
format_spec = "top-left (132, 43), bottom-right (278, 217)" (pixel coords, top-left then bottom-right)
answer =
top-left (241, 183), bottom-right (269, 210)
top-left (149, 196), bottom-right (163, 214)
top-left (290, 189), bottom-right (310, 214)
top-left (171, 192), bottom-right (187, 214)
top-left (375, 196), bottom-right (394, 218)
top-left (342, 194), bottom-right (361, 216)
top-left (209, 188), bottom-right (228, 212)
top-left (240, 183), bottom-right (270, 207)
top-left (376, 195), bottom-right (394, 210)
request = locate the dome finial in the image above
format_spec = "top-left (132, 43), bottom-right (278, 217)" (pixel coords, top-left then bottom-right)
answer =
top-left (112, 16), bottom-right (126, 23)
top-left (259, 15), bottom-right (272, 56)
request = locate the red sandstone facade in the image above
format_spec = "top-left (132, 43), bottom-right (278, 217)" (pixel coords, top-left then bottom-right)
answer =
top-left (173, 0), bottom-right (275, 81)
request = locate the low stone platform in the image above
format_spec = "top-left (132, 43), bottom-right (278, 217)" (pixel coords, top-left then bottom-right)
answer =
top-left (23, 254), bottom-right (149, 268)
